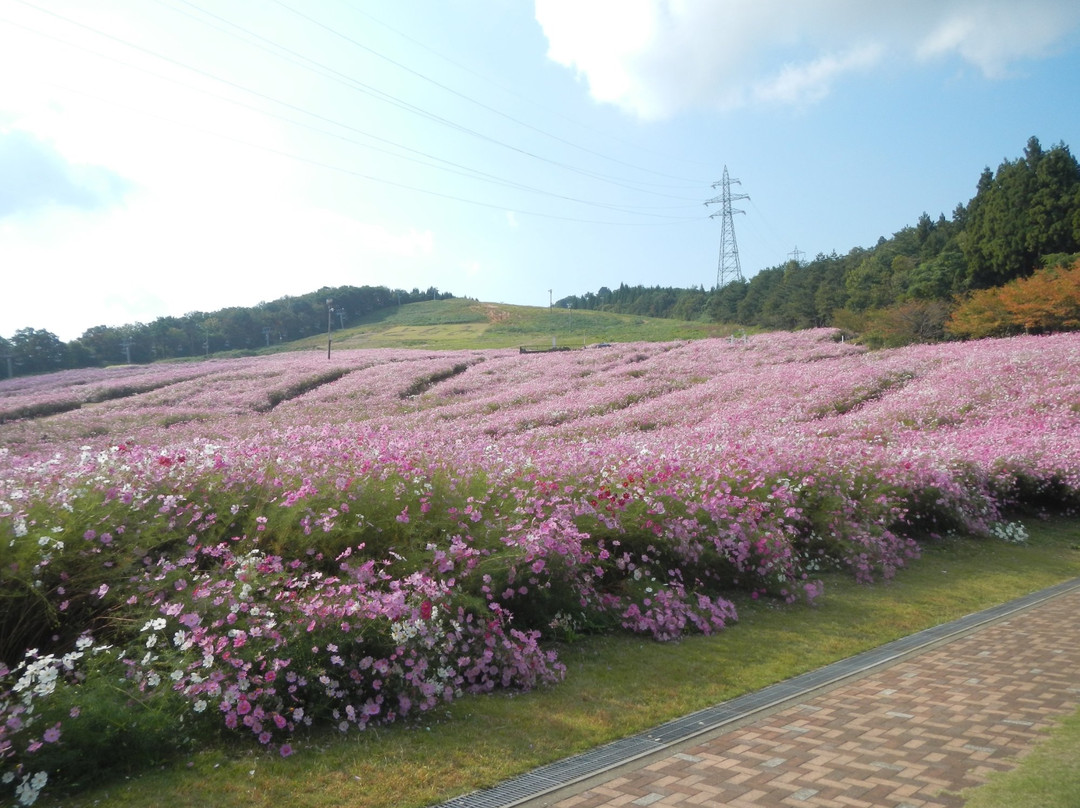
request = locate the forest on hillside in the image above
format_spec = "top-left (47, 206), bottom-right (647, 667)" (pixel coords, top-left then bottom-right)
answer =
top-left (3, 137), bottom-right (1080, 377)
top-left (0, 286), bottom-right (453, 377)
top-left (558, 136), bottom-right (1080, 346)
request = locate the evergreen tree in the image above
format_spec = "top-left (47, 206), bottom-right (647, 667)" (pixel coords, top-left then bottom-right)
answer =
top-left (963, 137), bottom-right (1080, 288)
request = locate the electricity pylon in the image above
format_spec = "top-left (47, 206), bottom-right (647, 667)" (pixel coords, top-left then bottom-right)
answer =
top-left (705, 166), bottom-right (749, 288)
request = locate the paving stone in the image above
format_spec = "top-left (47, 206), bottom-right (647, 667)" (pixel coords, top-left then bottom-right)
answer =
top-left (539, 586), bottom-right (1080, 808)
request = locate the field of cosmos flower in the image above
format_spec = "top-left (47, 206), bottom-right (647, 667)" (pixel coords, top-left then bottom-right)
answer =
top-left (1, 328), bottom-right (1078, 805)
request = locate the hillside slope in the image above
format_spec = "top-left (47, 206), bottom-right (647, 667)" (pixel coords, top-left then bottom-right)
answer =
top-left (278, 298), bottom-right (729, 352)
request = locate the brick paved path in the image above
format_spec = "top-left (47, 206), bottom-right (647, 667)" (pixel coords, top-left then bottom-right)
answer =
top-left (541, 587), bottom-right (1080, 808)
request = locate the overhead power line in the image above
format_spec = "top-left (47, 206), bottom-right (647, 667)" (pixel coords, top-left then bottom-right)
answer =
top-left (6, 2), bottom-right (703, 218)
top-left (338, 0), bottom-right (711, 174)
top-left (266, 0), bottom-right (703, 186)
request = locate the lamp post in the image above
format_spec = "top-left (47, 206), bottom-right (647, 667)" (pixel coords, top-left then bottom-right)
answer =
top-left (326, 298), bottom-right (334, 359)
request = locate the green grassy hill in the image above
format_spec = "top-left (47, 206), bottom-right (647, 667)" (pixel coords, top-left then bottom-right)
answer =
top-left (277, 299), bottom-right (732, 352)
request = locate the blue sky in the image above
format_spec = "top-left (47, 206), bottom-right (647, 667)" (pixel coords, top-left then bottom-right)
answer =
top-left (2, 0), bottom-right (1079, 341)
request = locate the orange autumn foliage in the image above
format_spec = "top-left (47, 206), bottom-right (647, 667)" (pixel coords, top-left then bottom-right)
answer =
top-left (946, 261), bottom-right (1080, 339)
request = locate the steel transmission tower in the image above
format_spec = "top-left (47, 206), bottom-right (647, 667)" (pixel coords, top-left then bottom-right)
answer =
top-left (705, 166), bottom-right (749, 288)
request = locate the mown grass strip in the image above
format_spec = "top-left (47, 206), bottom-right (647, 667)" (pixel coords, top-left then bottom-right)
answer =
top-left (961, 705), bottom-right (1080, 808)
top-left (400, 362), bottom-right (473, 399)
top-left (54, 518), bottom-right (1080, 808)
top-left (257, 368), bottom-right (353, 412)
top-left (0, 398), bottom-right (83, 423)
top-left (0, 377), bottom-right (201, 423)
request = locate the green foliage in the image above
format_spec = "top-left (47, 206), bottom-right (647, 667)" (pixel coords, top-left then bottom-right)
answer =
top-left (21, 652), bottom-right (205, 795)
top-left (846, 253), bottom-right (897, 311)
top-left (1, 287), bottom-right (454, 378)
top-left (6, 328), bottom-right (67, 375)
top-left (860, 300), bottom-right (951, 348)
top-left (558, 137), bottom-right (1079, 344)
top-left (964, 137), bottom-right (1080, 289)
top-left (906, 244), bottom-right (966, 300)
top-left (0, 493), bottom-right (193, 664)
top-left (51, 519), bottom-right (1080, 808)
top-left (557, 284), bottom-right (710, 320)
top-left (8, 138), bottom-right (1080, 364)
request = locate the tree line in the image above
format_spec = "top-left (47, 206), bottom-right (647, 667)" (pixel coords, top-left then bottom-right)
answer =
top-left (557, 136), bottom-right (1080, 347)
top-left (5, 136), bottom-right (1079, 377)
top-left (1, 286), bottom-right (452, 377)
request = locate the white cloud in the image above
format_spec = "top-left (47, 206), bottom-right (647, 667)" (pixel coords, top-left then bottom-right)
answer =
top-left (753, 44), bottom-right (884, 107)
top-left (0, 182), bottom-right (438, 339)
top-left (534, 0), bottom-right (1080, 119)
top-left (915, 3), bottom-right (1080, 76)
top-left (0, 127), bottom-right (132, 218)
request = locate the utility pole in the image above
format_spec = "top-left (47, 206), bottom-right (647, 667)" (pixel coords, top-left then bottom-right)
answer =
top-left (326, 298), bottom-right (334, 360)
top-left (705, 166), bottom-right (749, 288)
top-left (262, 327), bottom-right (272, 347)
top-left (788, 246), bottom-right (805, 266)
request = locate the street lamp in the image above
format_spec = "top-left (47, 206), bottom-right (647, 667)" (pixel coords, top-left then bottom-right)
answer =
top-left (326, 298), bottom-right (334, 359)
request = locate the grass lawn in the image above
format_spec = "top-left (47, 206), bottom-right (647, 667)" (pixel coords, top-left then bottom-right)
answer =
top-left (52, 518), bottom-right (1080, 808)
top-left (277, 299), bottom-right (729, 352)
top-left (962, 705), bottom-right (1080, 807)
